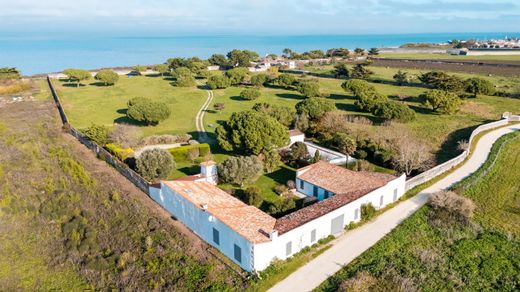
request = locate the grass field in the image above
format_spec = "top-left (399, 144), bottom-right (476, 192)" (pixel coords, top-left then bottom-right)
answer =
top-left (316, 131), bottom-right (520, 291)
top-left (379, 52), bottom-right (520, 62)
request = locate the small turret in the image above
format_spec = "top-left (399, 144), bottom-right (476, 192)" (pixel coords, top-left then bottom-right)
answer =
top-left (200, 160), bottom-right (218, 185)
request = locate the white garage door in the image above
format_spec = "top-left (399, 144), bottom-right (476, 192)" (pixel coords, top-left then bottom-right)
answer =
top-left (331, 214), bottom-right (344, 235)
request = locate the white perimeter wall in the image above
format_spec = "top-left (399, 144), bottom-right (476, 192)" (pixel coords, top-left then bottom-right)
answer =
top-left (150, 184), bottom-right (254, 272)
top-left (252, 174), bottom-right (406, 271)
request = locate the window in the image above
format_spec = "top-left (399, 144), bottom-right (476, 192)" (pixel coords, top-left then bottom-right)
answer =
top-left (299, 179), bottom-right (304, 190)
top-left (380, 195), bottom-right (384, 207)
top-left (311, 229), bottom-right (316, 243)
top-left (324, 191), bottom-right (330, 199)
top-left (233, 244), bottom-right (242, 263)
top-left (393, 188), bottom-right (398, 201)
top-left (313, 186), bottom-right (318, 197)
top-left (354, 208), bottom-right (359, 220)
top-left (286, 241), bottom-right (292, 256)
top-left (212, 228), bottom-right (220, 245)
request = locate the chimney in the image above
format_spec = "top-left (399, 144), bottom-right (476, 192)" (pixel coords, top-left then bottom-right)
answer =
top-left (201, 204), bottom-right (208, 211)
top-left (269, 230), bottom-right (278, 241)
top-left (200, 160), bottom-right (218, 185)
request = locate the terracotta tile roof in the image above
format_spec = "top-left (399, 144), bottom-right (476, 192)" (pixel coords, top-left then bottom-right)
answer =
top-left (297, 161), bottom-right (396, 195)
top-left (162, 181), bottom-right (276, 243)
top-left (289, 129), bottom-right (304, 137)
top-left (274, 161), bottom-right (398, 234)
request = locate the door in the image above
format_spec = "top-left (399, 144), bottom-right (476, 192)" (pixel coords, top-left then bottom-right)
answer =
top-left (331, 214), bottom-right (344, 235)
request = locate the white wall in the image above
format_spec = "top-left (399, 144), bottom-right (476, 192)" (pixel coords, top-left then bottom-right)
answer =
top-left (150, 184), bottom-right (254, 272)
top-left (295, 178), bottom-right (331, 201)
top-left (252, 174), bottom-right (406, 271)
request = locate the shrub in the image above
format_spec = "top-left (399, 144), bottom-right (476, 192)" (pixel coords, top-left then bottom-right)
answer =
top-left (140, 134), bottom-right (192, 146)
top-left (274, 184), bottom-right (289, 196)
top-left (95, 70), bottom-right (119, 86)
top-left (267, 198), bottom-right (296, 216)
top-left (127, 97), bottom-right (171, 125)
top-left (207, 75), bottom-right (231, 89)
top-left (217, 156), bottom-right (263, 187)
top-left (428, 191), bottom-right (475, 224)
top-left (136, 148), bottom-right (175, 181)
top-left (464, 77), bottom-right (495, 97)
top-left (63, 68), bottom-right (91, 86)
top-left (276, 74), bottom-right (296, 89)
top-left (240, 88), bottom-right (261, 100)
top-left (225, 67), bottom-right (249, 85)
top-left (361, 203), bottom-right (377, 221)
top-left (0, 67), bottom-right (21, 79)
top-left (290, 141), bottom-right (309, 161)
top-left (421, 89), bottom-right (462, 114)
top-left (350, 64), bottom-right (374, 79)
top-left (250, 73), bottom-right (269, 87)
top-left (373, 101), bottom-right (416, 122)
top-left (262, 146), bottom-right (282, 173)
top-left (252, 103), bottom-right (295, 127)
top-left (333, 133), bottom-right (357, 155)
top-left (105, 143), bottom-right (134, 161)
top-left (393, 70), bottom-right (409, 85)
top-left (341, 79), bottom-right (374, 96)
top-left (419, 71), bottom-right (464, 92)
top-left (353, 159), bottom-right (375, 172)
top-left (173, 67), bottom-right (196, 87)
top-left (333, 63), bottom-right (350, 78)
top-left (109, 123), bottom-right (140, 148)
top-left (355, 90), bottom-right (387, 112)
top-left (243, 186), bottom-right (263, 206)
top-left (82, 124), bottom-right (109, 145)
top-left (168, 144), bottom-right (210, 162)
top-left (295, 97), bottom-right (336, 120)
top-left (296, 80), bottom-right (321, 98)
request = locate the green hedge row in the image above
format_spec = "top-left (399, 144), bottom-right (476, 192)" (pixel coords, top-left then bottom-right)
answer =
top-left (168, 143), bottom-right (211, 161)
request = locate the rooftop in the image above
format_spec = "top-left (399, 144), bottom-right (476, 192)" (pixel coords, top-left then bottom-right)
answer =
top-left (162, 181), bottom-right (276, 243)
top-left (289, 129), bottom-right (304, 137)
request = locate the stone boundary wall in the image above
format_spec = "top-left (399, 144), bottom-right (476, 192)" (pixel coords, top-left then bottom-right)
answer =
top-left (47, 76), bottom-right (150, 194)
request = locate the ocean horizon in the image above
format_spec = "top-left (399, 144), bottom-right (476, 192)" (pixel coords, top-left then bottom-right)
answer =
top-left (1, 32), bottom-right (519, 75)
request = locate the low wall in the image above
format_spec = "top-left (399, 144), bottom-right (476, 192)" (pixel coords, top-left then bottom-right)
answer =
top-left (47, 76), bottom-right (150, 194)
top-left (404, 118), bottom-right (511, 191)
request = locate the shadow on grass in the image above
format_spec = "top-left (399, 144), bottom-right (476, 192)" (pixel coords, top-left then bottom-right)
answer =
top-left (275, 93), bottom-right (304, 100)
top-left (409, 104), bottom-right (432, 115)
top-left (265, 166), bottom-right (297, 185)
top-left (62, 83), bottom-right (86, 87)
top-left (435, 123), bottom-right (493, 163)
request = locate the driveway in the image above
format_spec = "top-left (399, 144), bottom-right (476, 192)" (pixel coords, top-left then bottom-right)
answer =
top-left (268, 123), bottom-right (520, 292)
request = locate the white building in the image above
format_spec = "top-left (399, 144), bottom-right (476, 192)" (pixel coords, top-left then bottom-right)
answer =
top-left (287, 129), bottom-right (353, 165)
top-left (149, 161), bottom-right (405, 272)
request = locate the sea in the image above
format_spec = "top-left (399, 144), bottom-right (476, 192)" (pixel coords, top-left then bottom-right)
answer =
top-left (1, 32), bottom-right (518, 76)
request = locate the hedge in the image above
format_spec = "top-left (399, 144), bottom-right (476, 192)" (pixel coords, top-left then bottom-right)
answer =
top-left (105, 143), bottom-right (135, 161)
top-left (168, 144), bottom-right (211, 161)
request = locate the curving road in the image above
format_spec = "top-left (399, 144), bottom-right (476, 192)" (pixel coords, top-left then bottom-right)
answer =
top-left (269, 123), bottom-right (520, 292)
top-left (195, 84), bottom-right (214, 142)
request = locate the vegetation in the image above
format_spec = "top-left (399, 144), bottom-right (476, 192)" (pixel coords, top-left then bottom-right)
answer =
top-left (168, 144), bottom-right (211, 162)
top-left (63, 68), bottom-right (91, 87)
top-left (217, 156), bottom-right (263, 187)
top-left (296, 80), bottom-right (321, 98)
top-left (295, 97), bottom-right (336, 120)
top-left (126, 97), bottom-right (171, 125)
top-left (252, 102), bottom-right (295, 127)
top-left (173, 67), bottom-right (196, 87)
top-left (136, 148), bottom-right (175, 181)
top-left (207, 74), bottom-right (231, 89)
top-left (243, 186), bottom-right (264, 206)
top-left (225, 67), bottom-right (249, 85)
top-left (464, 77), bottom-right (495, 98)
top-left (240, 87), bottom-right (261, 100)
top-left (250, 73), bottom-right (269, 87)
top-left (0, 67), bottom-right (21, 79)
top-left (421, 89), bottom-right (462, 114)
top-left (226, 49), bottom-right (259, 67)
top-left (152, 64), bottom-right (169, 76)
top-left (81, 124), bottom-right (110, 145)
top-left (276, 73), bottom-right (297, 89)
top-left (392, 70), bottom-right (409, 85)
top-left (94, 69), bottom-right (119, 86)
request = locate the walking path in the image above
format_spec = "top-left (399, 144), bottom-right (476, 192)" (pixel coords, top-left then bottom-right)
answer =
top-left (195, 84), bottom-right (214, 142)
top-left (269, 123), bottom-right (520, 292)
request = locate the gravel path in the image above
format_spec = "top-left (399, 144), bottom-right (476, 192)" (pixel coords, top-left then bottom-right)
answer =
top-left (195, 84), bottom-right (214, 142)
top-left (269, 123), bottom-right (520, 292)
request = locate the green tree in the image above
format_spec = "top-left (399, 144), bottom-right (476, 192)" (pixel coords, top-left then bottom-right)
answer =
top-left (327, 48), bottom-right (350, 57)
top-left (341, 79), bottom-right (374, 96)
top-left (333, 63), bottom-right (350, 78)
top-left (136, 148), bottom-right (175, 181)
top-left (361, 203), bottom-right (376, 221)
top-left (132, 66), bottom-right (147, 75)
top-left (368, 48), bottom-right (380, 56)
top-left (63, 68), bottom-right (91, 87)
top-left (217, 156), bottom-right (263, 187)
top-left (393, 70), bottom-right (409, 85)
top-left (243, 186), bottom-right (264, 206)
top-left (82, 124), bottom-right (110, 145)
top-left (227, 49), bottom-right (259, 67)
top-left (240, 88), bottom-right (261, 100)
top-left (250, 73), bottom-right (269, 87)
top-left (207, 75), bottom-right (231, 89)
top-left (296, 80), bottom-right (321, 98)
top-left (276, 74), bottom-right (297, 89)
top-left (262, 146), bottom-right (282, 173)
top-left (295, 97), bottom-right (336, 120)
top-left (152, 64), bottom-right (169, 76)
top-left (127, 97), bottom-right (171, 125)
top-left (0, 67), bottom-right (21, 79)
top-left (208, 54), bottom-right (229, 66)
top-left (355, 90), bottom-right (387, 112)
top-left (166, 57), bottom-right (188, 70)
top-left (173, 67), bottom-right (196, 87)
top-left (252, 103), bottom-right (295, 127)
top-left (464, 77), bottom-right (495, 98)
top-left (373, 101), bottom-right (416, 122)
top-left (333, 133), bottom-right (357, 155)
top-left (421, 89), bottom-right (462, 114)
top-left (225, 67), bottom-right (249, 85)
top-left (216, 111), bottom-right (289, 155)
top-left (354, 48), bottom-right (365, 55)
top-left (311, 150), bottom-right (321, 163)
top-left (350, 64), bottom-right (374, 79)
top-left (94, 70), bottom-right (119, 86)
top-left (419, 71), bottom-right (464, 92)
top-left (290, 141), bottom-right (309, 161)
top-left (213, 102), bottom-right (225, 113)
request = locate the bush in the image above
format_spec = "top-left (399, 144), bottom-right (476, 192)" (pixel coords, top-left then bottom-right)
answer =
top-left (361, 203), bottom-right (377, 221)
top-left (373, 101), bottom-right (416, 122)
top-left (252, 103), bottom-right (295, 127)
top-left (267, 198), bottom-right (296, 216)
top-left (290, 141), bottom-right (309, 161)
top-left (140, 134), bottom-right (192, 146)
top-left (296, 80), bottom-right (321, 98)
top-left (250, 74), bottom-right (268, 87)
top-left (295, 97), bottom-right (336, 120)
top-left (127, 97), bottom-right (171, 125)
top-left (276, 74), bottom-right (296, 89)
top-left (95, 70), bottom-right (119, 85)
top-left (243, 186), bottom-right (264, 206)
top-left (217, 156), bottom-right (263, 187)
top-left (105, 143), bottom-right (134, 161)
top-left (82, 124), bottom-right (110, 145)
top-left (109, 123), bottom-right (140, 148)
top-left (63, 68), bottom-right (91, 86)
top-left (0, 67), bottom-right (21, 79)
top-left (207, 75), bottom-right (231, 89)
top-left (136, 148), bottom-right (175, 181)
top-left (464, 77), bottom-right (495, 97)
top-left (173, 67), bottom-right (196, 87)
top-left (168, 144), bottom-right (211, 162)
top-left (274, 184), bottom-right (289, 196)
top-left (421, 89), bottom-right (461, 114)
top-left (428, 191), bottom-right (475, 224)
top-left (240, 88), bottom-right (261, 100)
top-left (225, 67), bottom-right (249, 85)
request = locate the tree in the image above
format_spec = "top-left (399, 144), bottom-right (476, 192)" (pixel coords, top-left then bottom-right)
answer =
top-left (216, 110), bottom-right (289, 155)
top-left (393, 70), bottom-right (409, 86)
top-left (368, 48), bottom-right (380, 56)
top-left (217, 156), bottom-right (263, 187)
top-left (95, 70), bottom-right (119, 86)
top-left (213, 102), bottom-right (225, 113)
top-left (350, 64), bottom-right (374, 79)
top-left (391, 134), bottom-right (432, 175)
top-left (341, 79), bottom-right (375, 96)
top-left (464, 77), bottom-right (495, 98)
top-left (354, 48), bottom-right (365, 55)
top-left (311, 150), bottom-right (321, 163)
top-left (225, 67), bottom-right (249, 85)
top-left (276, 74), bottom-right (296, 89)
top-left (355, 90), bottom-right (387, 112)
top-left (208, 54), bottom-right (229, 66)
top-left (243, 186), bottom-right (264, 206)
top-left (296, 80), bottom-right (321, 98)
top-left (240, 88), bottom-right (261, 100)
top-left (421, 90), bottom-right (462, 114)
top-left (282, 48), bottom-right (294, 58)
top-left (207, 75), bottom-right (231, 89)
top-left (250, 73), bottom-right (269, 87)
top-left (109, 123), bottom-right (140, 148)
top-left (361, 203), bottom-right (376, 221)
top-left (166, 57), bottom-right (188, 70)
top-left (173, 67), bottom-right (196, 87)
top-left (333, 133), bottom-right (357, 155)
top-left (262, 146), bottom-right (282, 173)
top-left (132, 66), bottom-right (147, 75)
top-left (418, 71), bottom-right (464, 92)
top-left (290, 141), bottom-right (309, 161)
top-left (252, 103), bottom-right (295, 127)
top-left (327, 48), bottom-right (350, 57)
top-left (429, 191), bottom-right (475, 223)
top-left (0, 67), bottom-right (21, 79)
top-left (136, 148), bottom-right (175, 181)
top-left (82, 124), bottom-right (109, 145)
top-left (63, 68), bottom-right (91, 87)
top-left (295, 97), bottom-right (336, 120)
top-left (153, 64), bottom-right (169, 76)
top-left (373, 101), bottom-right (416, 122)
top-left (127, 97), bottom-right (171, 125)
top-left (227, 49), bottom-right (259, 67)
top-left (333, 63), bottom-right (350, 78)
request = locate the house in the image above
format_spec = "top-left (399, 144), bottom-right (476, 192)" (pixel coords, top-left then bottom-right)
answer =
top-left (287, 129), bottom-right (353, 165)
top-left (149, 161), bottom-right (405, 272)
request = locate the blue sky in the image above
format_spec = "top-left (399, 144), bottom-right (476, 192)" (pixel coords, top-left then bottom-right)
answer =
top-left (1, 0), bottom-right (519, 34)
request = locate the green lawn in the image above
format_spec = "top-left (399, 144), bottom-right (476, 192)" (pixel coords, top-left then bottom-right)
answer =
top-left (378, 52), bottom-right (520, 62)
top-left (316, 131), bottom-right (520, 291)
